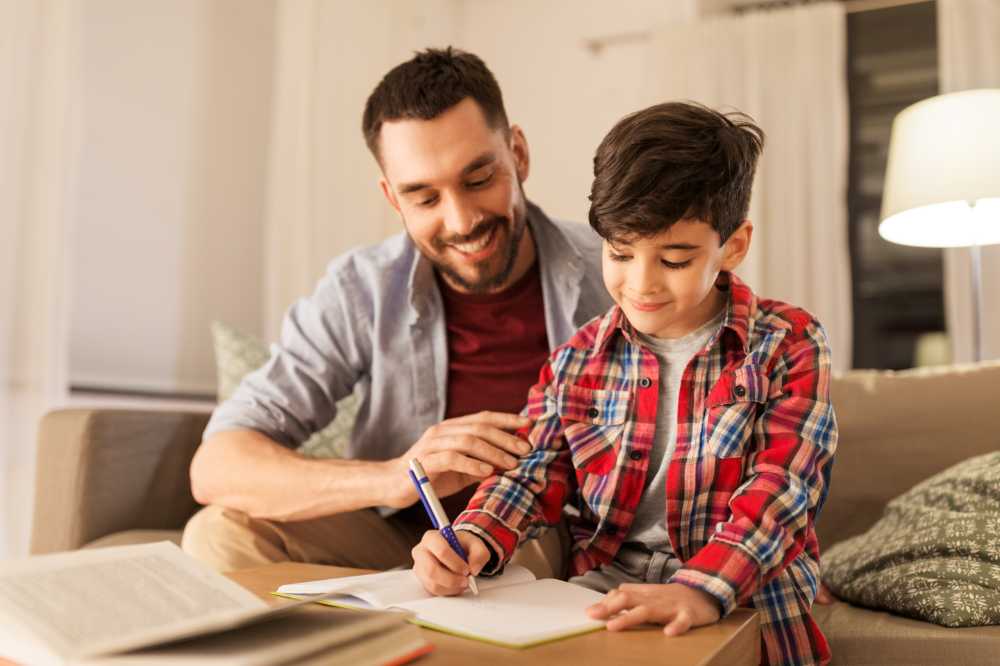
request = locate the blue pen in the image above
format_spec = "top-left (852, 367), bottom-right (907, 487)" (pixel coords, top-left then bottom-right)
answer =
top-left (408, 458), bottom-right (480, 595)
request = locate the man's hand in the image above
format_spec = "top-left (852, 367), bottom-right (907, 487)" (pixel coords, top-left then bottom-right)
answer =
top-left (412, 530), bottom-right (491, 596)
top-left (586, 583), bottom-right (722, 636)
top-left (384, 411), bottom-right (532, 508)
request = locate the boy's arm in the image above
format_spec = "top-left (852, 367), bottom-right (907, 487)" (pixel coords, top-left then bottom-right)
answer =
top-left (453, 358), bottom-right (574, 574)
top-left (670, 320), bottom-right (837, 615)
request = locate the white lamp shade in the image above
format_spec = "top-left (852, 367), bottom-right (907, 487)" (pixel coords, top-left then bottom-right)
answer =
top-left (879, 89), bottom-right (1000, 248)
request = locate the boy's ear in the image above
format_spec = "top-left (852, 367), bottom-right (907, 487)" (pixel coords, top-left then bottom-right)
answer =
top-left (720, 221), bottom-right (753, 271)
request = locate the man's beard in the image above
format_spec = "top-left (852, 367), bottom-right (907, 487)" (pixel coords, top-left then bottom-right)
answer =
top-left (423, 208), bottom-right (528, 294)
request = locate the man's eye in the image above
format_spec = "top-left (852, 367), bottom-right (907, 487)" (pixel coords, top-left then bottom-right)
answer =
top-left (419, 195), bottom-right (439, 207)
top-left (467, 173), bottom-right (493, 188)
top-left (661, 259), bottom-right (691, 270)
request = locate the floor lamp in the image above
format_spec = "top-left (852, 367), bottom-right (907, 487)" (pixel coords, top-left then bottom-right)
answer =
top-left (879, 89), bottom-right (1000, 363)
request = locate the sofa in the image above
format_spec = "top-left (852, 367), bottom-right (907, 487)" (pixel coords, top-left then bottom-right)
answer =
top-left (31, 362), bottom-right (1000, 665)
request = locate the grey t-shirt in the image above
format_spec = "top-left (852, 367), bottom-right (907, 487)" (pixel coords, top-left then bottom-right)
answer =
top-left (624, 310), bottom-right (725, 552)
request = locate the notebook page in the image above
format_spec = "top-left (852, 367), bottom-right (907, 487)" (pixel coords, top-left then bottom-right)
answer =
top-left (277, 565), bottom-right (535, 608)
top-left (396, 578), bottom-right (606, 648)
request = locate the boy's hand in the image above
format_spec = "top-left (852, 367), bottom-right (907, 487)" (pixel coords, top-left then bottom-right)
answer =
top-left (586, 583), bottom-right (721, 636)
top-left (815, 582), bottom-right (838, 605)
top-left (412, 530), bottom-right (491, 596)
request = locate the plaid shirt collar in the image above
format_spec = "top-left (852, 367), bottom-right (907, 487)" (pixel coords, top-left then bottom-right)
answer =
top-left (592, 271), bottom-right (756, 356)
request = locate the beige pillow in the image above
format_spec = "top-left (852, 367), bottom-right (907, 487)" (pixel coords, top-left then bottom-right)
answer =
top-left (211, 321), bottom-right (359, 458)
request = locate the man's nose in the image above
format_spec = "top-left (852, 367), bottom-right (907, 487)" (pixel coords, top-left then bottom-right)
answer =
top-left (442, 193), bottom-right (481, 238)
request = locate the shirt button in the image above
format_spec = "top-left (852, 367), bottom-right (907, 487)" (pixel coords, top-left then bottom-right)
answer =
top-left (629, 450), bottom-right (642, 461)
top-left (734, 385), bottom-right (747, 398)
top-left (586, 407), bottom-right (600, 419)
top-left (639, 377), bottom-right (652, 388)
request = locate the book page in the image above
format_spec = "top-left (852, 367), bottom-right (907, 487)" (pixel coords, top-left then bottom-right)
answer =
top-left (0, 542), bottom-right (265, 661)
top-left (397, 578), bottom-right (607, 648)
top-left (277, 565), bottom-right (536, 609)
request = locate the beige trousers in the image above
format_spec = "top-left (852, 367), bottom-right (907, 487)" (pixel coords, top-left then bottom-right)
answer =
top-left (181, 500), bottom-right (569, 580)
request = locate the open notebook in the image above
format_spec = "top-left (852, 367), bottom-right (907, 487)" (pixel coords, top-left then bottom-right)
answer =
top-left (276, 565), bottom-right (606, 649)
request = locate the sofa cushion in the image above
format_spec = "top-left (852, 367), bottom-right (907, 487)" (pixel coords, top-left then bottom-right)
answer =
top-left (211, 321), bottom-right (359, 458)
top-left (813, 601), bottom-right (1000, 666)
top-left (823, 452), bottom-right (1000, 627)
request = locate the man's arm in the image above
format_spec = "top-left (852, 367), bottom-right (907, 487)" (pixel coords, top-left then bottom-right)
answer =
top-left (190, 410), bottom-right (533, 521)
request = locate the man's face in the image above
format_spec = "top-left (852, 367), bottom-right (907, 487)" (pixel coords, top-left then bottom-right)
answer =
top-left (601, 220), bottom-right (752, 339)
top-left (377, 97), bottom-right (532, 294)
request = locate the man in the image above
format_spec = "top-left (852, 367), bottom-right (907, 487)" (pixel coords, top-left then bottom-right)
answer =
top-left (181, 48), bottom-right (611, 574)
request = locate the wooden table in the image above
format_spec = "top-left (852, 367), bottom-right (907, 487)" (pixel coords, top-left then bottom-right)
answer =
top-left (228, 562), bottom-right (759, 666)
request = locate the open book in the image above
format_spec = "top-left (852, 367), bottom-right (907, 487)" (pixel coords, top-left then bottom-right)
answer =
top-left (276, 565), bottom-right (607, 649)
top-left (0, 542), bottom-right (430, 666)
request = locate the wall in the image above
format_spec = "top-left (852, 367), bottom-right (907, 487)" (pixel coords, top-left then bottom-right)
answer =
top-left (68, 0), bottom-right (276, 396)
top-left (453, 0), bottom-right (698, 224)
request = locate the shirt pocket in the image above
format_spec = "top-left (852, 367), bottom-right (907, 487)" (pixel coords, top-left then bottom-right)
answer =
top-left (557, 384), bottom-right (630, 475)
top-left (703, 365), bottom-right (769, 459)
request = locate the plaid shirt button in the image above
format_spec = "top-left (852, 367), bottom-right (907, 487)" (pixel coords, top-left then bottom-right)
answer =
top-left (629, 450), bottom-right (642, 461)
top-left (639, 377), bottom-right (652, 388)
top-left (734, 385), bottom-right (747, 398)
top-left (586, 407), bottom-right (599, 418)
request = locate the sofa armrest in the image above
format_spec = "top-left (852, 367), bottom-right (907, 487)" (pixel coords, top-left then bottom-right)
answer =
top-left (31, 408), bottom-right (211, 554)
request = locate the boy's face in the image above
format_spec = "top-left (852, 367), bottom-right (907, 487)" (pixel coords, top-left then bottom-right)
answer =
top-left (377, 97), bottom-right (534, 295)
top-left (602, 220), bottom-right (753, 339)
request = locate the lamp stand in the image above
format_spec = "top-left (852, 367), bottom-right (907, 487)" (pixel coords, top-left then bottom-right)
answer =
top-left (969, 241), bottom-right (983, 363)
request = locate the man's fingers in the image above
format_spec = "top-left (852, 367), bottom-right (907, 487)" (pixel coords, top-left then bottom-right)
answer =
top-left (606, 605), bottom-right (652, 632)
top-left (424, 451), bottom-right (493, 478)
top-left (449, 411), bottom-right (532, 432)
top-left (662, 610), bottom-right (693, 637)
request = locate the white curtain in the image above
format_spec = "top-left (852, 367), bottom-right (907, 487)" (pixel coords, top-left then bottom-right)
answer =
top-left (938, 0), bottom-right (1000, 362)
top-left (644, 3), bottom-right (852, 371)
top-left (0, 0), bottom-right (77, 558)
top-left (263, 1), bottom-right (458, 340)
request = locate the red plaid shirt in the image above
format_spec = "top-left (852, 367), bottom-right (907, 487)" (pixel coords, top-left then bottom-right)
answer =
top-left (454, 273), bottom-right (836, 665)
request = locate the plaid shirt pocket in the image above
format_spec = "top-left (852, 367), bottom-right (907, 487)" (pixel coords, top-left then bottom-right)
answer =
top-left (704, 364), bottom-right (769, 460)
top-left (557, 384), bottom-right (629, 474)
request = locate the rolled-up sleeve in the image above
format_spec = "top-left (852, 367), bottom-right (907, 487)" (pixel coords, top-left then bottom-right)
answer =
top-left (204, 256), bottom-right (371, 448)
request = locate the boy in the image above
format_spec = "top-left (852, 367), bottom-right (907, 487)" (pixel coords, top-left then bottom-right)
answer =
top-left (412, 102), bottom-right (836, 665)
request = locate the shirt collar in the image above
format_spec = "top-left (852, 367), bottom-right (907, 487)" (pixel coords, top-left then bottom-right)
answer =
top-left (592, 271), bottom-right (756, 355)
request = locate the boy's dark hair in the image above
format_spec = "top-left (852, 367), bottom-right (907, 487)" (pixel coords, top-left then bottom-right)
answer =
top-left (588, 101), bottom-right (764, 244)
top-left (362, 47), bottom-right (509, 160)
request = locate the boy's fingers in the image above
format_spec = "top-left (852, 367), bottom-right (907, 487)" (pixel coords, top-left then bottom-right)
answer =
top-left (587, 589), bottom-right (632, 619)
top-left (461, 534), bottom-right (491, 575)
top-left (421, 531), bottom-right (470, 575)
top-left (606, 605), bottom-right (651, 631)
top-left (662, 610), bottom-right (693, 637)
top-left (411, 543), bottom-right (467, 596)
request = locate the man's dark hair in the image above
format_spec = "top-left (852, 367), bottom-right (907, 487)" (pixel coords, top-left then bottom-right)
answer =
top-left (588, 101), bottom-right (764, 244)
top-left (362, 47), bottom-right (509, 160)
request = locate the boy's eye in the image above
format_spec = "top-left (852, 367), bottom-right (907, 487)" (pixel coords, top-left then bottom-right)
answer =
top-left (608, 251), bottom-right (631, 262)
top-left (661, 259), bottom-right (691, 270)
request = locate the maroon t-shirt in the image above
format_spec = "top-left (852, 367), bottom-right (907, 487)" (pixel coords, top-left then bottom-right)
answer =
top-left (437, 262), bottom-right (550, 419)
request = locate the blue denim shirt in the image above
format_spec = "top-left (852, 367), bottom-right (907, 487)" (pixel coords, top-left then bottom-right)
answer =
top-left (205, 202), bottom-right (612, 462)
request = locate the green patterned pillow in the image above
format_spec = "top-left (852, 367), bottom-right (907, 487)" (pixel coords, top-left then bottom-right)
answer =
top-left (211, 321), bottom-right (359, 459)
top-left (822, 451), bottom-right (1000, 627)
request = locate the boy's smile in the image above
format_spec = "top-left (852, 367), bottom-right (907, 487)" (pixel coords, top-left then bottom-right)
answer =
top-left (602, 219), bottom-right (753, 339)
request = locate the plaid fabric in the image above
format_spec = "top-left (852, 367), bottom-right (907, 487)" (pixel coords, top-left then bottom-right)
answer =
top-left (454, 273), bottom-right (836, 665)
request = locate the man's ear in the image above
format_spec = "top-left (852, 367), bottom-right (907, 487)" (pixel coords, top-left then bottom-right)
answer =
top-left (509, 124), bottom-right (530, 183)
top-left (379, 177), bottom-right (403, 219)
top-left (721, 221), bottom-right (753, 271)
